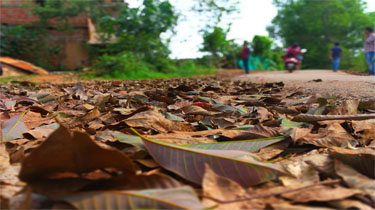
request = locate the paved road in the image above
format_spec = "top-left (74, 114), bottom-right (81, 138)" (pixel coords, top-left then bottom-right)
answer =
top-left (235, 70), bottom-right (375, 99)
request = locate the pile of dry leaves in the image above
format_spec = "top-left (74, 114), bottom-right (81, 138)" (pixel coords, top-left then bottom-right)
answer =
top-left (1, 77), bottom-right (374, 209)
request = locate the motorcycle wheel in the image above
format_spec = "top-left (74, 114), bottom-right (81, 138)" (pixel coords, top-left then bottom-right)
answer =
top-left (285, 63), bottom-right (295, 73)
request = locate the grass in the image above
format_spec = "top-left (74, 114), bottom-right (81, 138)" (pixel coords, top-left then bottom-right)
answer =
top-left (0, 61), bottom-right (217, 83)
top-left (83, 62), bottom-right (216, 80)
top-left (0, 75), bottom-right (37, 84)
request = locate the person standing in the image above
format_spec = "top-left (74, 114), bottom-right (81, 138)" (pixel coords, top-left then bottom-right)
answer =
top-left (364, 27), bottom-right (375, 75)
top-left (241, 41), bottom-right (251, 74)
top-left (330, 42), bottom-right (342, 72)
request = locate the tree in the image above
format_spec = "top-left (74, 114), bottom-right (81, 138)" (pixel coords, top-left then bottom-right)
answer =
top-left (191, 0), bottom-right (239, 28)
top-left (97, 0), bottom-right (178, 72)
top-left (251, 35), bottom-right (273, 58)
top-left (268, 0), bottom-right (374, 69)
top-left (200, 26), bottom-right (232, 67)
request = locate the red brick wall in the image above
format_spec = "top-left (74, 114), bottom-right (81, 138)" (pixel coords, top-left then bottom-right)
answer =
top-left (0, 0), bottom-right (89, 27)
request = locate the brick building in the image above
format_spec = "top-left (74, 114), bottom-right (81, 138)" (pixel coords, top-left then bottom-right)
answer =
top-left (0, 0), bottom-right (122, 70)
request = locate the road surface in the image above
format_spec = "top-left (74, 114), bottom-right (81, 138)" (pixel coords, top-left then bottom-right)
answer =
top-left (235, 70), bottom-right (375, 99)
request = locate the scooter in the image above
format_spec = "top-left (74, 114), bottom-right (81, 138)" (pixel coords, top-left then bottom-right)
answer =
top-left (282, 49), bottom-right (307, 73)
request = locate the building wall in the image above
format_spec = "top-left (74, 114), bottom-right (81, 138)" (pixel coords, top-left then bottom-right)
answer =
top-left (46, 30), bottom-right (89, 70)
top-left (0, 0), bottom-right (90, 70)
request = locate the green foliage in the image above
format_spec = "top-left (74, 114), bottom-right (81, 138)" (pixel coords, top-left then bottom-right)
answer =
top-left (97, 0), bottom-right (178, 73)
top-left (0, 25), bottom-right (61, 70)
top-left (269, 0), bottom-right (374, 70)
top-left (91, 52), bottom-right (213, 80)
top-left (251, 36), bottom-right (273, 58)
top-left (191, 0), bottom-right (239, 27)
top-left (33, 0), bottom-right (108, 30)
top-left (0, 25), bottom-right (40, 58)
top-left (201, 27), bottom-right (231, 58)
top-left (200, 26), bottom-right (240, 68)
top-left (341, 50), bottom-right (368, 72)
top-left (237, 36), bottom-right (283, 71)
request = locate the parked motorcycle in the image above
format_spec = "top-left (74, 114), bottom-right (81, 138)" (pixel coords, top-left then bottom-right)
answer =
top-left (282, 49), bottom-right (307, 73)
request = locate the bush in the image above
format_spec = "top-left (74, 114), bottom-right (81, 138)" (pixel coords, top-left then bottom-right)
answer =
top-left (91, 53), bottom-right (214, 80)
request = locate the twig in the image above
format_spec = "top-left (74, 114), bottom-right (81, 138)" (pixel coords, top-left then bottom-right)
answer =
top-left (202, 179), bottom-right (340, 204)
top-left (291, 114), bottom-right (375, 122)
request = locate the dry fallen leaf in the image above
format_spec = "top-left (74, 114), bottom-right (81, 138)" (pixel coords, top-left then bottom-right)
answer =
top-left (202, 164), bottom-right (251, 210)
top-left (334, 160), bottom-right (375, 200)
top-left (19, 123), bottom-right (136, 184)
top-left (281, 184), bottom-right (363, 203)
top-left (330, 147), bottom-right (375, 178)
top-left (125, 109), bottom-right (194, 133)
top-left (2, 76), bottom-right (375, 209)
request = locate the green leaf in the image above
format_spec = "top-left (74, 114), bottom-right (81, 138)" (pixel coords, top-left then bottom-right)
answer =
top-left (113, 132), bottom-right (145, 151)
top-left (38, 96), bottom-right (55, 103)
top-left (131, 128), bottom-right (285, 187)
top-left (280, 116), bottom-right (303, 128)
top-left (165, 112), bottom-right (184, 122)
top-left (56, 186), bottom-right (202, 210)
top-left (184, 136), bottom-right (285, 153)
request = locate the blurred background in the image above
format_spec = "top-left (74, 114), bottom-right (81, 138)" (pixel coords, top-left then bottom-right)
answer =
top-left (0, 0), bottom-right (374, 79)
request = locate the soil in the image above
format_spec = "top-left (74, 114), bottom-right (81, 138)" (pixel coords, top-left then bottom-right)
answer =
top-left (27, 69), bottom-right (375, 100)
top-left (30, 73), bottom-right (78, 84)
top-left (235, 70), bottom-right (375, 99)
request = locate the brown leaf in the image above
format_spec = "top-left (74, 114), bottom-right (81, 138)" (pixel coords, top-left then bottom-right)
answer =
top-left (330, 147), bottom-right (375, 178)
top-left (329, 100), bottom-right (360, 115)
top-left (181, 105), bottom-right (217, 116)
top-left (22, 126), bottom-right (56, 140)
top-left (329, 199), bottom-right (373, 210)
top-left (257, 106), bottom-right (273, 122)
top-left (19, 124), bottom-right (136, 182)
top-left (23, 111), bottom-right (54, 130)
top-left (74, 103), bottom-right (95, 111)
top-left (289, 123), bottom-right (356, 147)
top-left (81, 107), bottom-right (101, 121)
top-left (334, 160), bottom-right (375, 200)
top-left (351, 119), bottom-right (375, 139)
top-left (0, 144), bottom-right (25, 208)
top-left (271, 202), bottom-right (334, 210)
top-left (72, 82), bottom-right (88, 101)
top-left (147, 132), bottom-right (217, 144)
top-left (281, 184), bottom-right (363, 203)
top-left (125, 110), bottom-right (193, 133)
top-left (202, 164), bottom-right (251, 210)
top-left (167, 100), bottom-right (191, 110)
top-left (280, 155), bottom-right (320, 187)
top-left (94, 93), bottom-right (116, 111)
top-left (124, 169), bottom-right (183, 190)
top-left (231, 124), bottom-right (280, 140)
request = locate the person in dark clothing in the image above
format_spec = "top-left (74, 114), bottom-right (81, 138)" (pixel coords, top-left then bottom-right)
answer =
top-left (330, 42), bottom-right (342, 72)
top-left (364, 27), bottom-right (375, 75)
top-left (241, 41), bottom-right (251, 74)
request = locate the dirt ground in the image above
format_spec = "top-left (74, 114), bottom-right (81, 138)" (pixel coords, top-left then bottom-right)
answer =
top-left (30, 73), bottom-right (78, 83)
top-left (11, 69), bottom-right (375, 100)
top-left (235, 70), bottom-right (375, 99)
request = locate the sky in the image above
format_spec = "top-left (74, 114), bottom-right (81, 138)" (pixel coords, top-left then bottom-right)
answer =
top-left (126, 0), bottom-right (375, 59)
